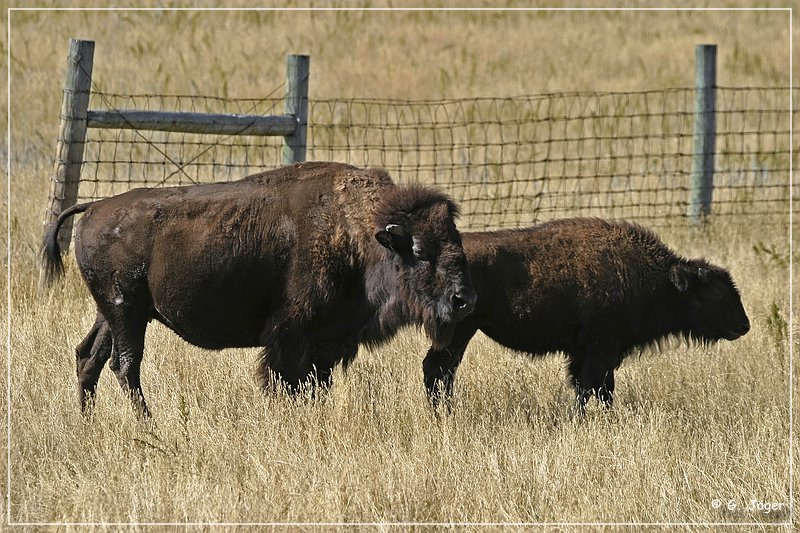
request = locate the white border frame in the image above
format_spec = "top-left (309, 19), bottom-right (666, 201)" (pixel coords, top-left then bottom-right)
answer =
top-left (5, 5), bottom-right (794, 529)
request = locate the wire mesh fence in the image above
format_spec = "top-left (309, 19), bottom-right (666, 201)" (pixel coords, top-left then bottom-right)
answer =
top-left (67, 86), bottom-right (796, 231)
top-left (77, 93), bottom-right (287, 201)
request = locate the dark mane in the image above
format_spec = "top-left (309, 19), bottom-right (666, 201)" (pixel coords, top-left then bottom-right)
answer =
top-left (374, 184), bottom-right (459, 226)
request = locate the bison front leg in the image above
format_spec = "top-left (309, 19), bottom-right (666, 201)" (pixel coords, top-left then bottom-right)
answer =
top-left (75, 311), bottom-right (113, 415)
top-left (258, 330), bottom-right (315, 395)
top-left (262, 340), bottom-right (355, 396)
top-left (423, 324), bottom-right (476, 410)
top-left (260, 358), bottom-right (328, 396)
top-left (568, 353), bottom-right (616, 414)
top-left (595, 370), bottom-right (615, 409)
top-left (309, 339), bottom-right (358, 390)
top-left (567, 356), bottom-right (591, 416)
top-left (278, 339), bottom-right (360, 399)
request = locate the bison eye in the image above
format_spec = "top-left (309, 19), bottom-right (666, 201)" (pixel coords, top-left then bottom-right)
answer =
top-left (710, 284), bottom-right (726, 300)
top-left (412, 237), bottom-right (427, 261)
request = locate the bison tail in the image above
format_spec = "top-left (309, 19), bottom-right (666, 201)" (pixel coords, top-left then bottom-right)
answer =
top-left (40, 202), bottom-right (92, 290)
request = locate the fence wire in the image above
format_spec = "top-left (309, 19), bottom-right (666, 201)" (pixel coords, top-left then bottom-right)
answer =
top-left (71, 87), bottom-right (796, 230)
top-left (77, 93), bottom-right (287, 202)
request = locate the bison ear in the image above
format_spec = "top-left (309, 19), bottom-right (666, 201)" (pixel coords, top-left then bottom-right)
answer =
top-left (670, 265), bottom-right (689, 293)
top-left (385, 223), bottom-right (406, 237)
top-left (375, 230), bottom-right (396, 251)
top-left (375, 224), bottom-right (410, 254)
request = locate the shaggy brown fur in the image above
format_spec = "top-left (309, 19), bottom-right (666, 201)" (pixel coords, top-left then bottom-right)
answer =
top-left (423, 218), bottom-right (750, 411)
top-left (42, 162), bottom-right (476, 416)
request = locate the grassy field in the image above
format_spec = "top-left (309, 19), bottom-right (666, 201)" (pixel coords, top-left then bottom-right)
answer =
top-left (4, 4), bottom-right (798, 530)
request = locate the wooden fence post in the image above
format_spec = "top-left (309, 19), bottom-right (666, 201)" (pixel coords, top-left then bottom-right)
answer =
top-left (688, 44), bottom-right (717, 224)
top-left (45, 38), bottom-right (95, 251)
top-left (282, 54), bottom-right (310, 165)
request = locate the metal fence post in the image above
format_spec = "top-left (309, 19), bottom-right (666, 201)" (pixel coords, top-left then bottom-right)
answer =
top-left (688, 44), bottom-right (717, 224)
top-left (282, 54), bottom-right (310, 165)
top-left (45, 38), bottom-right (95, 251)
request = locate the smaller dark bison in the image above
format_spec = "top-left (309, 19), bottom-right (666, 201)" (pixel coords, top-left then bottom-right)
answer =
top-left (42, 162), bottom-right (476, 416)
top-left (423, 218), bottom-right (750, 411)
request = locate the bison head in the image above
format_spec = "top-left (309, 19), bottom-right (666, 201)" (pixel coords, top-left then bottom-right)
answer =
top-left (670, 261), bottom-right (750, 342)
top-left (372, 185), bottom-right (476, 348)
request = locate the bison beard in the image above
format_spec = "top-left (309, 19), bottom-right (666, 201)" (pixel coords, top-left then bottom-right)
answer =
top-left (41, 162), bottom-right (475, 417)
top-left (423, 217), bottom-right (750, 413)
top-left (361, 281), bottom-right (457, 351)
top-left (426, 308), bottom-right (456, 350)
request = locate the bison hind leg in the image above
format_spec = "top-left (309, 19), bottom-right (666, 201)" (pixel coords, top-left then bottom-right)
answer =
top-left (76, 311), bottom-right (113, 415)
top-left (104, 307), bottom-right (151, 419)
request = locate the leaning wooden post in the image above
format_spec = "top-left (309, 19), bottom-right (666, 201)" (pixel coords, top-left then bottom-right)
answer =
top-left (688, 44), bottom-right (717, 224)
top-left (282, 54), bottom-right (310, 165)
top-left (45, 38), bottom-right (95, 251)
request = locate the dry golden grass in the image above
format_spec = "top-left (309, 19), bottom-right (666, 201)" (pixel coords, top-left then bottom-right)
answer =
top-left (6, 230), bottom-right (796, 528)
top-left (4, 5), bottom-right (797, 529)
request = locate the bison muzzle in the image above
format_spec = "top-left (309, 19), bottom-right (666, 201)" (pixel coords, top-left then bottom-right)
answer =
top-left (423, 218), bottom-right (749, 413)
top-left (41, 162), bottom-right (476, 416)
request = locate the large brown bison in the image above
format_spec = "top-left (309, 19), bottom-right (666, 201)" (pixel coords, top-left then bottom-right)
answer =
top-left (42, 162), bottom-right (476, 416)
top-left (423, 218), bottom-right (750, 412)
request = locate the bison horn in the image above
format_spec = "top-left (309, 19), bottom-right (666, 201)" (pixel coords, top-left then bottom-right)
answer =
top-left (385, 223), bottom-right (406, 237)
